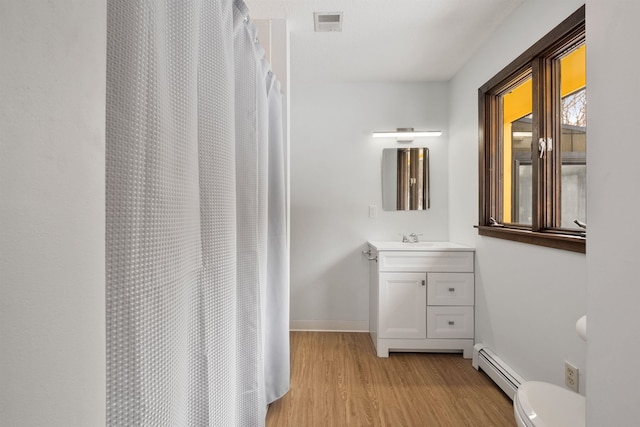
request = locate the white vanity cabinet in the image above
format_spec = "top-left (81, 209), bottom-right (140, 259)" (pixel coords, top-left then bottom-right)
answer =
top-left (368, 242), bottom-right (475, 358)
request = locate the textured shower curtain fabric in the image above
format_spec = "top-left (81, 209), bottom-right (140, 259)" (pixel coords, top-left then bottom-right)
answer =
top-left (106, 0), bottom-right (288, 425)
top-left (264, 73), bottom-right (289, 404)
top-left (233, 1), bottom-right (268, 424)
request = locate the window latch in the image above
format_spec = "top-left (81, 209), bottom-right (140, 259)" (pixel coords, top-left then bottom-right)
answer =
top-left (489, 216), bottom-right (504, 227)
top-left (538, 138), bottom-right (552, 158)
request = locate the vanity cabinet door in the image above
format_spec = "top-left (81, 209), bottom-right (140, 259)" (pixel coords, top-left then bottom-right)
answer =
top-left (378, 272), bottom-right (426, 339)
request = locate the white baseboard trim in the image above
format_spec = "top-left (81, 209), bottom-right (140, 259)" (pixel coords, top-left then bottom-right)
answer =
top-left (290, 320), bottom-right (369, 332)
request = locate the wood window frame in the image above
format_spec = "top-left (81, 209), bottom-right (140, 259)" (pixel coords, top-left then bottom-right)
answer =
top-left (478, 6), bottom-right (586, 253)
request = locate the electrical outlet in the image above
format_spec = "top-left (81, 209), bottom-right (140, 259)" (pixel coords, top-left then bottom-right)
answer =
top-left (565, 360), bottom-right (579, 392)
top-left (369, 205), bottom-right (377, 219)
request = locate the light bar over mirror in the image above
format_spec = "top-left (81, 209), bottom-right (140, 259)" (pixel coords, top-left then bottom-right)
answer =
top-left (373, 128), bottom-right (442, 142)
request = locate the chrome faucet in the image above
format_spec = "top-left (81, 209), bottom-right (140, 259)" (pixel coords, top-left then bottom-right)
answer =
top-left (401, 233), bottom-right (422, 243)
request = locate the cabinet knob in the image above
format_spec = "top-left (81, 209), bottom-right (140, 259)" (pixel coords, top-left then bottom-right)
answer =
top-left (448, 287), bottom-right (455, 292)
top-left (421, 280), bottom-right (426, 286)
top-left (448, 321), bottom-right (455, 325)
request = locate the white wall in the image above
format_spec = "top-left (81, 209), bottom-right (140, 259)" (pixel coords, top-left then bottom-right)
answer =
top-left (586, 0), bottom-right (640, 424)
top-left (0, 1), bottom-right (106, 425)
top-left (289, 73), bottom-right (449, 330)
top-left (448, 0), bottom-right (588, 393)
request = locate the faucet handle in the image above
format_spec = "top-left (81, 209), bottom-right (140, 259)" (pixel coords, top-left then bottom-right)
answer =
top-left (408, 233), bottom-right (423, 243)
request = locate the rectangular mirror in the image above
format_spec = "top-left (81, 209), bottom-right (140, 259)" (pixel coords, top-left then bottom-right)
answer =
top-left (382, 147), bottom-right (430, 211)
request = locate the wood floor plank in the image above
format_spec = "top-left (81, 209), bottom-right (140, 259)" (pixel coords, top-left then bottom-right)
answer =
top-left (266, 332), bottom-right (516, 427)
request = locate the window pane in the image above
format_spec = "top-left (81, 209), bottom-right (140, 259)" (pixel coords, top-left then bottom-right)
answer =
top-left (559, 45), bottom-right (586, 229)
top-left (502, 76), bottom-right (533, 225)
top-left (561, 165), bottom-right (586, 228)
top-left (517, 163), bottom-right (532, 224)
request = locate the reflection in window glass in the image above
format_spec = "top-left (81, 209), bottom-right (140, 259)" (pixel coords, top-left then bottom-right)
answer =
top-left (561, 165), bottom-right (586, 228)
top-left (502, 76), bottom-right (532, 225)
top-left (517, 163), bottom-right (532, 224)
top-left (559, 45), bottom-right (586, 229)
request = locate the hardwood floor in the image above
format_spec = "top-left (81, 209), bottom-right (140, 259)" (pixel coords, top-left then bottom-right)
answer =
top-left (266, 332), bottom-right (515, 427)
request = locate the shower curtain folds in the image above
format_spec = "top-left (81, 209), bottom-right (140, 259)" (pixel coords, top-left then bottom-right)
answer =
top-left (106, 0), bottom-right (289, 425)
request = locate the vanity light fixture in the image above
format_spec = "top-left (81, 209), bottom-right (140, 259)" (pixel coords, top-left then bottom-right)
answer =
top-left (372, 128), bottom-right (442, 142)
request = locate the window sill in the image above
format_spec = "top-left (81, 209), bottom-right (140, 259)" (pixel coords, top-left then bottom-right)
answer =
top-left (476, 225), bottom-right (586, 253)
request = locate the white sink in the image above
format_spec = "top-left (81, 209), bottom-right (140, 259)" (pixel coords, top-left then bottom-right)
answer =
top-left (368, 241), bottom-right (474, 251)
top-left (380, 242), bottom-right (439, 248)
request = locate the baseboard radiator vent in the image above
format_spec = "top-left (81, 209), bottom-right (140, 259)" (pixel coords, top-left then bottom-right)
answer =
top-left (472, 343), bottom-right (525, 401)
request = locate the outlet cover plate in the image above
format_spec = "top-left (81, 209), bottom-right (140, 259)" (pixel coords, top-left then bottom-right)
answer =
top-left (564, 360), bottom-right (579, 392)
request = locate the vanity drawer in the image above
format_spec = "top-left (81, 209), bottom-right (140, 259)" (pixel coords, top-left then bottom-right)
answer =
top-left (378, 251), bottom-right (474, 273)
top-left (427, 273), bottom-right (474, 306)
top-left (427, 306), bottom-right (474, 339)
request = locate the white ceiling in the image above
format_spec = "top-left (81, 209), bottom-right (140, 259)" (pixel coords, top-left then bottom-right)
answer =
top-left (245, 0), bottom-right (525, 82)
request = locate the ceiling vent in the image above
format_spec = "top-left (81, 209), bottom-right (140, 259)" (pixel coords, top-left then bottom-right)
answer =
top-left (314, 12), bottom-right (343, 32)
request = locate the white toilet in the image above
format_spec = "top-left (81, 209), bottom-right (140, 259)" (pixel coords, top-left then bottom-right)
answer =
top-left (514, 381), bottom-right (585, 427)
top-left (513, 315), bottom-right (587, 427)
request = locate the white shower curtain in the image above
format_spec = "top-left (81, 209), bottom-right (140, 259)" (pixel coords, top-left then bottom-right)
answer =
top-left (106, 0), bottom-right (289, 425)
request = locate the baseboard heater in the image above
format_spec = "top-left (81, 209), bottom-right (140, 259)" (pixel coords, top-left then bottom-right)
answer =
top-left (472, 343), bottom-right (525, 400)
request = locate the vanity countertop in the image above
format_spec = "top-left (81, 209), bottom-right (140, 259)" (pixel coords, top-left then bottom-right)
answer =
top-left (368, 241), bottom-right (475, 252)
